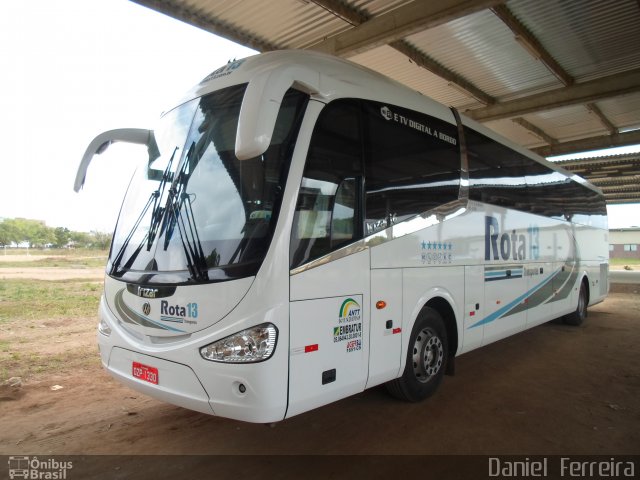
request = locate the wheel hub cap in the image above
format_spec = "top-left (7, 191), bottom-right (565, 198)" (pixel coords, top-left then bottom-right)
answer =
top-left (412, 328), bottom-right (444, 383)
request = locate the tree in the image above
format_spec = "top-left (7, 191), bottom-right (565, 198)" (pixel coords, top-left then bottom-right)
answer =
top-left (0, 220), bottom-right (16, 246)
top-left (70, 231), bottom-right (91, 248)
top-left (90, 231), bottom-right (112, 250)
top-left (0, 219), bottom-right (21, 245)
top-left (0, 218), bottom-right (54, 247)
top-left (54, 227), bottom-right (71, 248)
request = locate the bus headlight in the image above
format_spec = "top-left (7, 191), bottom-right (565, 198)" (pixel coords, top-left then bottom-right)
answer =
top-left (200, 323), bottom-right (277, 363)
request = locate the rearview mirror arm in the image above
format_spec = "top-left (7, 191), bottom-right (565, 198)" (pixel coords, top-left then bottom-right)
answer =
top-left (74, 128), bottom-right (160, 192)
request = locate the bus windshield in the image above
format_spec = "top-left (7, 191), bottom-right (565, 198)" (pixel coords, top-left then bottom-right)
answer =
top-left (109, 84), bottom-right (308, 284)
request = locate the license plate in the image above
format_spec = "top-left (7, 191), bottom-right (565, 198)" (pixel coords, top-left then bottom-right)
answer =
top-left (132, 361), bottom-right (158, 385)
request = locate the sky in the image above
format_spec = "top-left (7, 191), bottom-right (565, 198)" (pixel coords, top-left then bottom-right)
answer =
top-left (0, 0), bottom-right (638, 232)
top-left (0, 0), bottom-right (256, 232)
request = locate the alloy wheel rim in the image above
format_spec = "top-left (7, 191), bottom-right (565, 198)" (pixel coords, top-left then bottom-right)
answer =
top-left (412, 327), bottom-right (444, 383)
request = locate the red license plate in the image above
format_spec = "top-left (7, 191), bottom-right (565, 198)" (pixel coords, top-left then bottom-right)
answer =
top-left (132, 361), bottom-right (159, 385)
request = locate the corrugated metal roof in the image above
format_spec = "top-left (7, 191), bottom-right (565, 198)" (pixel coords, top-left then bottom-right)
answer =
top-left (133, 0), bottom-right (640, 202)
top-left (527, 104), bottom-right (610, 142)
top-left (405, 8), bottom-right (560, 100)
top-left (509, 0), bottom-right (640, 81)
top-left (598, 93), bottom-right (640, 131)
top-left (484, 118), bottom-right (546, 148)
top-left (350, 45), bottom-right (472, 108)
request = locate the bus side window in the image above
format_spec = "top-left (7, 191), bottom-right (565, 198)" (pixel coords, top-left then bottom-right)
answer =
top-left (363, 101), bottom-right (460, 236)
top-left (290, 101), bottom-right (363, 269)
top-left (331, 177), bottom-right (358, 249)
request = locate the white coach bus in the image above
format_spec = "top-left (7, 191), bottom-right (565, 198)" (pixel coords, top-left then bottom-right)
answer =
top-left (76, 50), bottom-right (608, 423)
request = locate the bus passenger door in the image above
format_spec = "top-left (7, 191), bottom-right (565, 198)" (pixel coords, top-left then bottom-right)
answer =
top-left (288, 252), bottom-right (370, 418)
top-left (286, 99), bottom-right (368, 418)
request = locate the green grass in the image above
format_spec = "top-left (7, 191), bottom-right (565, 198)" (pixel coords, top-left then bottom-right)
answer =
top-left (0, 249), bottom-right (105, 380)
top-left (1, 247), bottom-right (107, 256)
top-left (0, 279), bottom-right (102, 324)
top-left (610, 258), bottom-right (640, 267)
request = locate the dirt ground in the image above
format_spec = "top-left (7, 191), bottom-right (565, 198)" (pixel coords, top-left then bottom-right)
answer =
top-left (1, 281), bottom-right (638, 460)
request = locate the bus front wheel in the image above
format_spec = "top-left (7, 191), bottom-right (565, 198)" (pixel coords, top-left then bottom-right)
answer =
top-left (386, 307), bottom-right (448, 402)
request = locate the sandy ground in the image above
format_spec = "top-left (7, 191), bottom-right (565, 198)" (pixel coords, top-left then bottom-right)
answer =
top-left (0, 254), bottom-right (106, 280)
top-left (0, 267), bottom-right (105, 281)
top-left (1, 261), bottom-right (638, 478)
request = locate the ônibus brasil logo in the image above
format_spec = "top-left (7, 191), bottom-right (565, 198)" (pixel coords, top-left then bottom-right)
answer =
top-left (8, 456), bottom-right (73, 479)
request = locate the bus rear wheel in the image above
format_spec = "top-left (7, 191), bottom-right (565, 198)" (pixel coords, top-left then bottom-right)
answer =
top-left (386, 307), bottom-right (448, 402)
top-left (564, 281), bottom-right (587, 326)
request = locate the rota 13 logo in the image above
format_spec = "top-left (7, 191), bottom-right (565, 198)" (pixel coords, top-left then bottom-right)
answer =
top-left (160, 301), bottom-right (199, 325)
top-left (485, 215), bottom-right (539, 261)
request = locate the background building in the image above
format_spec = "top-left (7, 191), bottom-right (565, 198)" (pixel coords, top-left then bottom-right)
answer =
top-left (609, 228), bottom-right (640, 259)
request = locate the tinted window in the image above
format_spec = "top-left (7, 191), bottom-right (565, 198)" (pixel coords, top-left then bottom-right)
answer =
top-left (466, 127), bottom-right (528, 211)
top-left (364, 102), bottom-right (460, 235)
top-left (466, 126), bottom-right (607, 227)
top-left (290, 101), bottom-right (363, 268)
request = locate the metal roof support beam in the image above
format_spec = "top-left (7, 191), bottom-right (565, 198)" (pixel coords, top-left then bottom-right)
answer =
top-left (309, 0), bottom-right (369, 26)
top-left (468, 69), bottom-right (640, 122)
top-left (389, 41), bottom-right (495, 105)
top-left (131, 0), bottom-right (279, 52)
top-left (309, 0), bottom-right (504, 57)
top-left (532, 130), bottom-right (640, 157)
top-left (512, 117), bottom-right (558, 145)
top-left (492, 4), bottom-right (619, 137)
top-left (310, 0), bottom-right (496, 105)
top-left (491, 4), bottom-right (573, 87)
top-left (586, 103), bottom-right (618, 135)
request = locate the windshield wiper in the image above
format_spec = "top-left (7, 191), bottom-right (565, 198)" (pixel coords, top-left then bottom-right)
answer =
top-left (109, 194), bottom-right (153, 276)
top-left (162, 147), bottom-right (209, 281)
top-left (110, 147), bottom-right (178, 276)
top-left (147, 147), bottom-right (178, 250)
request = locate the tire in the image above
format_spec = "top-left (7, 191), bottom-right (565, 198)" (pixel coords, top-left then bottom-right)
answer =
top-left (564, 281), bottom-right (587, 326)
top-left (386, 307), bottom-right (448, 402)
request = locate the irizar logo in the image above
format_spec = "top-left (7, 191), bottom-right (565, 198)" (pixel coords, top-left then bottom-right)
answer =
top-left (137, 286), bottom-right (158, 298)
top-left (485, 215), bottom-right (526, 261)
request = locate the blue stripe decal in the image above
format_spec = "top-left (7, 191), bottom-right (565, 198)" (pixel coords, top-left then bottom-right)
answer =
top-left (485, 275), bottom-right (522, 282)
top-left (114, 289), bottom-right (186, 333)
top-left (469, 268), bottom-right (558, 329)
top-left (484, 268), bottom-right (524, 282)
top-left (138, 314), bottom-right (186, 332)
top-left (160, 316), bottom-right (185, 323)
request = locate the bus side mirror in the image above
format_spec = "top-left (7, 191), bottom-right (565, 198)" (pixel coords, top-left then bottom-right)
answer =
top-left (74, 128), bottom-right (160, 192)
top-left (235, 66), bottom-right (320, 160)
